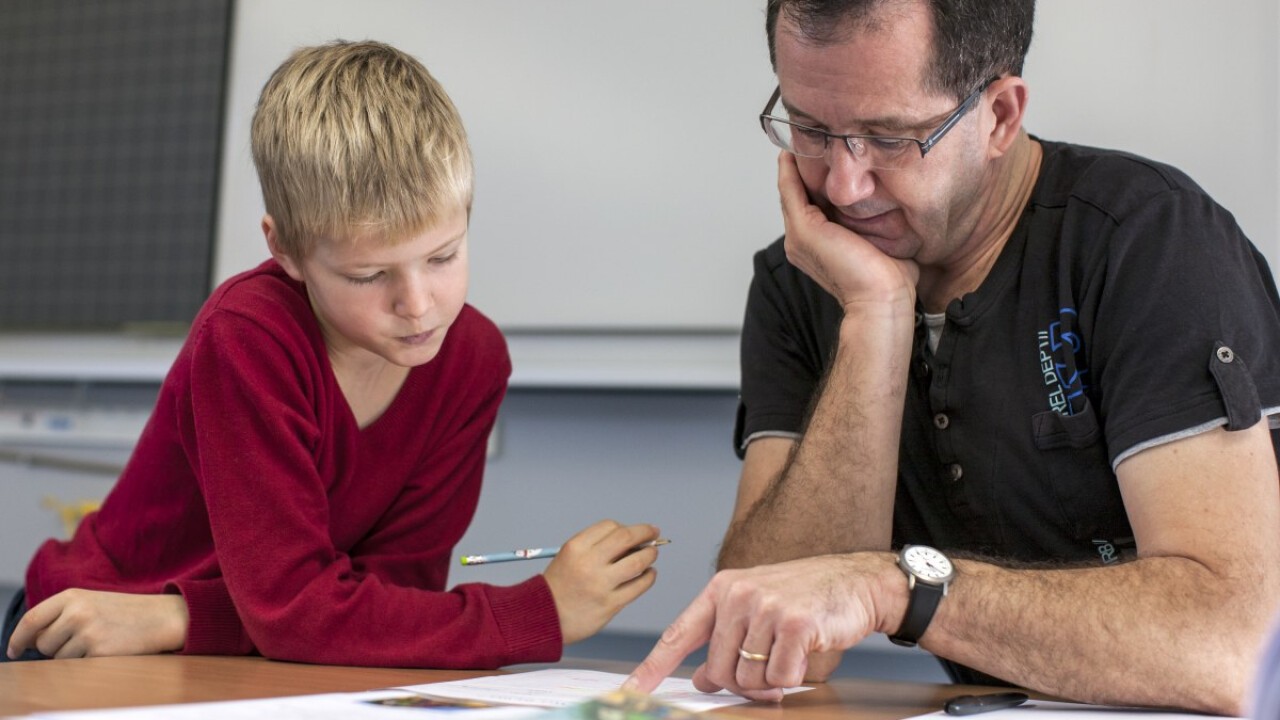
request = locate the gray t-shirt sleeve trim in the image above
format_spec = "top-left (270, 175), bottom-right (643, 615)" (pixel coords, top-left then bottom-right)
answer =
top-left (1112, 406), bottom-right (1280, 470)
top-left (740, 429), bottom-right (802, 452)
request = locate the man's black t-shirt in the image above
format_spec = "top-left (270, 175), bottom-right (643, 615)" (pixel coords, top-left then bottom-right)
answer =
top-left (736, 139), bottom-right (1280, 564)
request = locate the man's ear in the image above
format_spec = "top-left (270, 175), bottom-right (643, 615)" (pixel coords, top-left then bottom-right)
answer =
top-left (985, 76), bottom-right (1029, 159)
top-left (262, 215), bottom-right (304, 282)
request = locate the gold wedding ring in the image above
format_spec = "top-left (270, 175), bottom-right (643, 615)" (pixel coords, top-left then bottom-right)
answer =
top-left (738, 647), bottom-right (770, 662)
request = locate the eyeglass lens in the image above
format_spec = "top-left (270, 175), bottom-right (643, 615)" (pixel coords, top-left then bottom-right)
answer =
top-left (760, 79), bottom-right (991, 170)
top-left (763, 119), bottom-right (918, 169)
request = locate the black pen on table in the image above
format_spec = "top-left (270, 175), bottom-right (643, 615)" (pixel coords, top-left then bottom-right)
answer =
top-left (944, 691), bottom-right (1029, 716)
top-left (460, 538), bottom-right (671, 566)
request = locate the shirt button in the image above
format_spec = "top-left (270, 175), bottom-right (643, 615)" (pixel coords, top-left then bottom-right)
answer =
top-left (1216, 346), bottom-right (1235, 363)
top-left (933, 413), bottom-right (950, 429)
top-left (946, 463), bottom-right (964, 482)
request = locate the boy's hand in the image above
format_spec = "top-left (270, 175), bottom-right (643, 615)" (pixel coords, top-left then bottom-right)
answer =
top-left (543, 520), bottom-right (661, 645)
top-left (7, 589), bottom-right (189, 659)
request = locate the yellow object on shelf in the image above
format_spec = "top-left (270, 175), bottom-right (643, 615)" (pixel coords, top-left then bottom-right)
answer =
top-left (42, 496), bottom-right (102, 538)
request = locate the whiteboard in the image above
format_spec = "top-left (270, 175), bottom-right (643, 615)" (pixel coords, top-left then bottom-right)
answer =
top-left (213, 0), bottom-right (1278, 331)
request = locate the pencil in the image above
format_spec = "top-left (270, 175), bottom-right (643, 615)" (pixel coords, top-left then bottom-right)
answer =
top-left (460, 538), bottom-right (670, 566)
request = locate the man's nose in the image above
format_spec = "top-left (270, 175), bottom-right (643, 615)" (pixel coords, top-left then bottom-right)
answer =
top-left (823, 139), bottom-right (877, 208)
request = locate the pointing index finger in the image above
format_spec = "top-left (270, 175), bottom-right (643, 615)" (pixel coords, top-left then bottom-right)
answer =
top-left (623, 588), bottom-right (717, 693)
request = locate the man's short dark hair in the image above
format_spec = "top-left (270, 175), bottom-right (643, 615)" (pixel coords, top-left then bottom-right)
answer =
top-left (765, 0), bottom-right (1035, 100)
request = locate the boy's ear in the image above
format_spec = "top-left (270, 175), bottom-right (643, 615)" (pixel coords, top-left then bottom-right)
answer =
top-left (262, 214), bottom-right (305, 282)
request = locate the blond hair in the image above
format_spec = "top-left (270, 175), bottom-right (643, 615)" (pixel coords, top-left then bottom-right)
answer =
top-left (251, 40), bottom-right (472, 257)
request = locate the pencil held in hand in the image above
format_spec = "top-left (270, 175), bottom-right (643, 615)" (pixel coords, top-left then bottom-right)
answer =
top-left (460, 538), bottom-right (670, 566)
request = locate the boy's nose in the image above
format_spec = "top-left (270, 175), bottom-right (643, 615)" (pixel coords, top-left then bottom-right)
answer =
top-left (394, 275), bottom-right (433, 318)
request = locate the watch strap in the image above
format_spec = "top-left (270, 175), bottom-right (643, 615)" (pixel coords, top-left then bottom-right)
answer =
top-left (888, 578), bottom-right (945, 647)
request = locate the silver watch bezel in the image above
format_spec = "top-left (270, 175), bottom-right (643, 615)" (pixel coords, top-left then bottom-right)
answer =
top-left (899, 544), bottom-right (955, 593)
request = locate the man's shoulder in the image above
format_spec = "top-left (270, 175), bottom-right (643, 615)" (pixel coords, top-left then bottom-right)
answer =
top-left (753, 236), bottom-right (822, 293)
top-left (1033, 138), bottom-right (1207, 217)
top-left (755, 236), bottom-right (790, 272)
top-left (749, 236), bottom-right (834, 309)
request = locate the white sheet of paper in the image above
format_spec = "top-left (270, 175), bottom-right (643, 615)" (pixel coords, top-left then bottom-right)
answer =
top-left (28, 691), bottom-right (545, 720)
top-left (904, 698), bottom-right (1243, 719)
top-left (399, 668), bottom-right (812, 712)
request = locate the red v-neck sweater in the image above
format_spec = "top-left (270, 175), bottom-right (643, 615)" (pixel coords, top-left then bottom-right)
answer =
top-left (25, 260), bottom-right (562, 668)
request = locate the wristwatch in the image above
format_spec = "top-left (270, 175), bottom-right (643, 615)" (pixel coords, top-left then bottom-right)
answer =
top-left (888, 544), bottom-right (955, 648)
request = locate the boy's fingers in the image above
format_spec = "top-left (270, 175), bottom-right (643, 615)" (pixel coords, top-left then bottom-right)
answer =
top-left (33, 617), bottom-right (75, 659)
top-left (7, 619), bottom-right (32, 657)
top-left (51, 633), bottom-right (86, 659)
top-left (624, 590), bottom-right (714, 693)
top-left (569, 519), bottom-right (623, 547)
top-left (562, 522), bottom-right (658, 562)
top-left (602, 524), bottom-right (660, 561)
top-left (7, 595), bottom-right (62, 656)
top-left (615, 567), bottom-right (658, 605)
top-left (611, 546), bottom-right (659, 582)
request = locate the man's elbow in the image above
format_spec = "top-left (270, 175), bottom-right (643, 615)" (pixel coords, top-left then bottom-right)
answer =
top-left (1185, 578), bottom-right (1277, 715)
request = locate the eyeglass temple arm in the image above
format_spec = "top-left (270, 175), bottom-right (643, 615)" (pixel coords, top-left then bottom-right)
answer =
top-left (918, 77), bottom-right (998, 156)
top-left (761, 86), bottom-right (782, 119)
top-left (918, 91), bottom-right (978, 156)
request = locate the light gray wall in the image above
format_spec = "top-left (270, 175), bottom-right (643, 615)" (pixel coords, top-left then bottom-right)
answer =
top-left (215, 0), bottom-right (1280, 332)
top-left (1023, 0), bottom-right (1278, 264)
top-left (213, 0), bottom-right (778, 331)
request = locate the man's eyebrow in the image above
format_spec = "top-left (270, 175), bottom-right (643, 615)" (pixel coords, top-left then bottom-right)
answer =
top-left (780, 98), bottom-right (933, 135)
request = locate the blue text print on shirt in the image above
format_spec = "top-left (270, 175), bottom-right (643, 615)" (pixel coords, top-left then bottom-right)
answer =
top-left (1036, 308), bottom-right (1089, 415)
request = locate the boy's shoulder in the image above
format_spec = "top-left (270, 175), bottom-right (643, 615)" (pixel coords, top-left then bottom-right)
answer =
top-left (183, 259), bottom-right (320, 360)
top-left (201, 259), bottom-right (305, 318)
top-left (436, 304), bottom-right (511, 377)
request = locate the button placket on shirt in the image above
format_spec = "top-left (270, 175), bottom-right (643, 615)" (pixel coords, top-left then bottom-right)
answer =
top-left (926, 323), bottom-right (962, 488)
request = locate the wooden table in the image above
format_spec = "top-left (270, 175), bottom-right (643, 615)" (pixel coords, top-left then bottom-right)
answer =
top-left (0, 655), bottom-right (969, 719)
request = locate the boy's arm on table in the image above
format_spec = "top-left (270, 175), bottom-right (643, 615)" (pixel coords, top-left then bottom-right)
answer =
top-left (7, 590), bottom-right (189, 659)
top-left (13, 317), bottom-right (543, 667)
top-left (10, 340), bottom-right (661, 662)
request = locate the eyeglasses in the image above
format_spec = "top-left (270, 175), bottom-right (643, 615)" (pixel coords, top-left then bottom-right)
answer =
top-left (759, 78), bottom-right (996, 170)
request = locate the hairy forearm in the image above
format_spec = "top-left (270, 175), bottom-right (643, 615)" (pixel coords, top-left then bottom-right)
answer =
top-left (927, 556), bottom-right (1277, 715)
top-left (719, 308), bottom-right (914, 569)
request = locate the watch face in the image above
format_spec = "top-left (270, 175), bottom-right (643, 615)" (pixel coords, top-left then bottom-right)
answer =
top-left (902, 545), bottom-right (954, 582)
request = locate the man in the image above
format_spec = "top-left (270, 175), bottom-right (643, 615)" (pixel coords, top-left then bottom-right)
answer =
top-left (625, 0), bottom-right (1280, 714)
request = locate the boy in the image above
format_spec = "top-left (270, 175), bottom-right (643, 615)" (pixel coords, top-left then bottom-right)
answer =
top-left (3, 40), bottom-right (660, 667)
